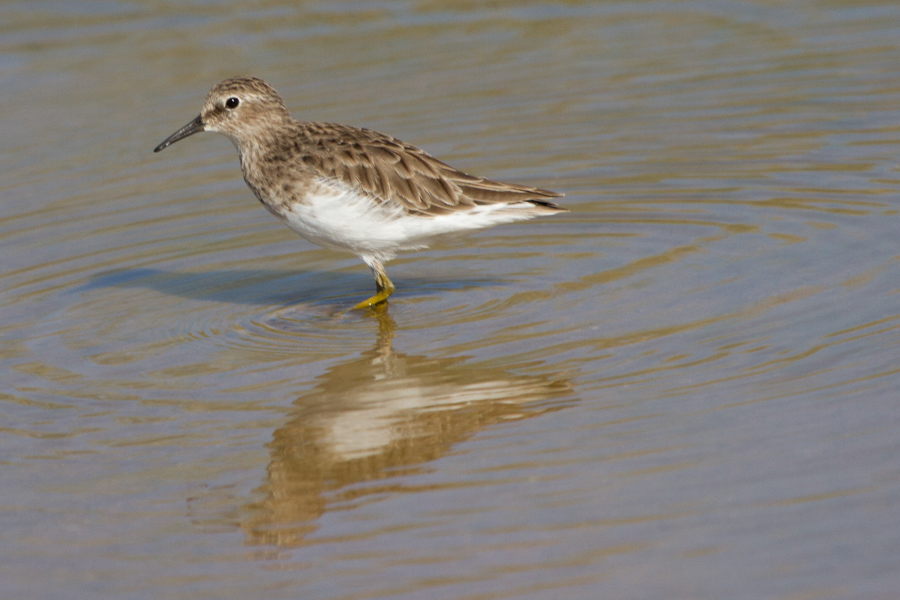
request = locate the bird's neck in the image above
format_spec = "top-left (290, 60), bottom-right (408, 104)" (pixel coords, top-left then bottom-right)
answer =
top-left (231, 118), bottom-right (293, 165)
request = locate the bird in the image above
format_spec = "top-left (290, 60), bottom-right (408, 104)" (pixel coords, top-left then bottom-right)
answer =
top-left (154, 76), bottom-right (565, 309)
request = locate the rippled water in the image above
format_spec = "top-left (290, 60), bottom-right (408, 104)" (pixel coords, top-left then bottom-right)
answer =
top-left (3, 1), bottom-right (900, 599)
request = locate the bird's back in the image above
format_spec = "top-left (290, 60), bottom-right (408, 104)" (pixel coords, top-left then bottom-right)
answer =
top-left (281, 121), bottom-right (565, 217)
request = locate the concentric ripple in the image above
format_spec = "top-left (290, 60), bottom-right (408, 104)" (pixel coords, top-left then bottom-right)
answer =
top-left (5, 4), bottom-right (900, 597)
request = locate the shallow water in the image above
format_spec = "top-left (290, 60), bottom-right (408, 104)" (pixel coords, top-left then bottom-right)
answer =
top-left (3, 1), bottom-right (900, 598)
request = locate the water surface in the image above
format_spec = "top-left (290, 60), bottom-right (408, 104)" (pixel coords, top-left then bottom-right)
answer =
top-left (2, 1), bottom-right (900, 599)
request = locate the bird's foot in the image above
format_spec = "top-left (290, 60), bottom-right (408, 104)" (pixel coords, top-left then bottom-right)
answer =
top-left (352, 289), bottom-right (393, 310)
top-left (351, 260), bottom-right (396, 310)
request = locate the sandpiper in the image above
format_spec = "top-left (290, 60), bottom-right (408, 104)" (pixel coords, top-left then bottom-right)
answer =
top-left (154, 77), bottom-right (565, 308)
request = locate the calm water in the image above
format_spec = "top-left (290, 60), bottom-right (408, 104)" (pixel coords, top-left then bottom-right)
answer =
top-left (2, 1), bottom-right (900, 598)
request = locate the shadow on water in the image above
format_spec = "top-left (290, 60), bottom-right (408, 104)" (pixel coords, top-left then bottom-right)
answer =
top-left (188, 308), bottom-right (576, 547)
top-left (83, 267), bottom-right (504, 306)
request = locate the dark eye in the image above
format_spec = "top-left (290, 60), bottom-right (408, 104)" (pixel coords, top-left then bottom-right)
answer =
top-left (225, 97), bottom-right (240, 109)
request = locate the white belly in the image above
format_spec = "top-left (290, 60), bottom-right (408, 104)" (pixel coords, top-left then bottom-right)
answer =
top-left (275, 179), bottom-right (541, 263)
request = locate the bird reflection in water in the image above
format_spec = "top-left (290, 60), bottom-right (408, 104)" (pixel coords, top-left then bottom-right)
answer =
top-left (238, 307), bottom-right (573, 547)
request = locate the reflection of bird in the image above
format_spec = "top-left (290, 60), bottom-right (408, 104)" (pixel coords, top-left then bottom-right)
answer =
top-left (154, 77), bottom-right (565, 308)
top-left (240, 308), bottom-right (573, 547)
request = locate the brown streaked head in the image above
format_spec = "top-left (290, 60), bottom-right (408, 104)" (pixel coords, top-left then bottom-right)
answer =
top-left (154, 76), bottom-right (292, 153)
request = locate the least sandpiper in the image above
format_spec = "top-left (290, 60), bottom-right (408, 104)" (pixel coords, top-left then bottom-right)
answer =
top-left (154, 76), bottom-right (565, 308)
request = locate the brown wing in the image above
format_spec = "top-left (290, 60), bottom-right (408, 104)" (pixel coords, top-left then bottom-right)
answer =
top-left (299, 122), bottom-right (564, 216)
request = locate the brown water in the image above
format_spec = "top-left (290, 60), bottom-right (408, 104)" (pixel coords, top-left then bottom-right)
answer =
top-left (3, 2), bottom-right (900, 599)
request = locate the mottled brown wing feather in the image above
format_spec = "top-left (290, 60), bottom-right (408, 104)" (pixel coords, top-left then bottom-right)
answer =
top-left (301, 122), bottom-right (564, 216)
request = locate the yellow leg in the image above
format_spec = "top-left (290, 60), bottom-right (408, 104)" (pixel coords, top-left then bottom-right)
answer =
top-left (352, 260), bottom-right (396, 310)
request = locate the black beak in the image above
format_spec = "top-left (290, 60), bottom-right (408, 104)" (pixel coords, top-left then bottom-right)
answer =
top-left (154, 115), bottom-right (205, 152)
